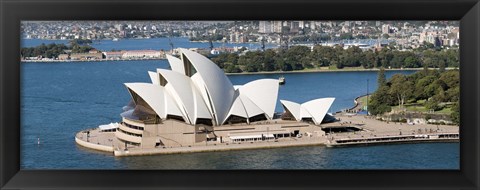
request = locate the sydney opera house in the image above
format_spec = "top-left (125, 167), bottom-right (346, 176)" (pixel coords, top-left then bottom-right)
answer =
top-left (77, 48), bottom-right (335, 152)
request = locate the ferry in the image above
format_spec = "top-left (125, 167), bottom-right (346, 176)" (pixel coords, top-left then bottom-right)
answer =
top-left (279, 76), bottom-right (285, 85)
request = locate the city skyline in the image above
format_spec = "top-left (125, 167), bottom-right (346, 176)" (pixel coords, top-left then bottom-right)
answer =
top-left (21, 20), bottom-right (459, 50)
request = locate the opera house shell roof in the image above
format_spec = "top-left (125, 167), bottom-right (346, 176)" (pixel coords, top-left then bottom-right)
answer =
top-left (121, 48), bottom-right (334, 126)
top-left (280, 98), bottom-right (335, 125)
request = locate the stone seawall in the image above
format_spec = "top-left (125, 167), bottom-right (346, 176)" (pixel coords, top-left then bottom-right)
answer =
top-left (114, 138), bottom-right (327, 157)
top-left (75, 136), bottom-right (114, 152)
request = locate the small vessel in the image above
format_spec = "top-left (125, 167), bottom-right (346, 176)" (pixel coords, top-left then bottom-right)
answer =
top-left (279, 76), bottom-right (285, 85)
top-left (112, 38), bottom-right (119, 41)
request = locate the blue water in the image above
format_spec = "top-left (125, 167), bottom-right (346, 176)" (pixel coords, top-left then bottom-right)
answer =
top-left (20, 39), bottom-right (459, 170)
top-left (113, 143), bottom-right (460, 169)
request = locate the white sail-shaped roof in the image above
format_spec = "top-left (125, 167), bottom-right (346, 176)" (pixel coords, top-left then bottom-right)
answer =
top-left (239, 94), bottom-right (265, 119)
top-left (223, 93), bottom-right (267, 125)
top-left (280, 98), bottom-right (335, 125)
top-left (124, 83), bottom-right (166, 119)
top-left (224, 95), bottom-right (248, 120)
top-left (148, 71), bottom-right (160, 85)
top-left (302, 98), bottom-right (335, 125)
top-left (157, 69), bottom-right (212, 125)
top-left (190, 74), bottom-right (214, 116)
top-left (122, 48), bottom-right (302, 126)
top-left (237, 79), bottom-right (279, 119)
top-left (280, 100), bottom-right (302, 121)
top-left (124, 82), bottom-right (187, 122)
top-left (180, 48), bottom-right (235, 125)
top-left (164, 90), bottom-right (186, 119)
top-left (166, 54), bottom-right (185, 75)
top-left (300, 106), bottom-right (312, 118)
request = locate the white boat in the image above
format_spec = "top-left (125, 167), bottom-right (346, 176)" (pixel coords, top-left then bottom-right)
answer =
top-left (279, 76), bottom-right (285, 85)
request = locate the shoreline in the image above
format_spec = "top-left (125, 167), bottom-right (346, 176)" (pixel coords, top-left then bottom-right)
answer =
top-left (20, 60), bottom-right (457, 75)
top-left (338, 94), bottom-right (369, 114)
top-left (228, 67), bottom-right (457, 75)
top-left (21, 59), bottom-right (457, 75)
top-left (225, 68), bottom-right (435, 75)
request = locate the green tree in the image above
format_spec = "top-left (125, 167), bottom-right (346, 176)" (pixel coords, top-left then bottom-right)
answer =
top-left (245, 62), bottom-right (259, 72)
top-left (444, 49), bottom-right (459, 68)
top-left (284, 46), bottom-right (310, 70)
top-left (425, 95), bottom-right (444, 111)
top-left (377, 67), bottom-right (386, 88)
top-left (311, 45), bottom-right (337, 67)
top-left (69, 39), bottom-right (92, 45)
top-left (445, 86), bottom-right (460, 102)
top-left (224, 64), bottom-right (242, 73)
top-left (412, 75), bottom-right (435, 100)
top-left (450, 100), bottom-right (460, 124)
top-left (363, 51), bottom-right (376, 68)
top-left (439, 70), bottom-right (459, 89)
top-left (263, 49), bottom-right (277, 71)
top-left (227, 53), bottom-right (239, 64)
top-left (339, 33), bottom-right (354, 40)
top-left (368, 85), bottom-right (393, 115)
top-left (336, 61), bottom-right (344, 69)
top-left (20, 43), bottom-right (69, 59)
top-left (389, 74), bottom-right (413, 108)
top-left (404, 55), bottom-right (421, 68)
top-left (368, 100), bottom-right (392, 115)
top-left (438, 59), bottom-right (446, 72)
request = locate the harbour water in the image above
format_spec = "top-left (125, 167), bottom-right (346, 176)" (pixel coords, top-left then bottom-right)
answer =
top-left (20, 38), bottom-right (459, 169)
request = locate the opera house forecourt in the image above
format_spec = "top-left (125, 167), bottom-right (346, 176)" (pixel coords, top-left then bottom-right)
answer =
top-left (75, 48), bottom-right (338, 156)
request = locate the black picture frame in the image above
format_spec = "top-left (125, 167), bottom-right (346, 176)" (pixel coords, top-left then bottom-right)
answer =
top-left (1, 0), bottom-right (479, 189)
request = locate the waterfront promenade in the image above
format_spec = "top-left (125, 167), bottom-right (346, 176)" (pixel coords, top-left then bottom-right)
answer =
top-left (75, 113), bottom-right (459, 156)
top-left (322, 114), bottom-right (458, 147)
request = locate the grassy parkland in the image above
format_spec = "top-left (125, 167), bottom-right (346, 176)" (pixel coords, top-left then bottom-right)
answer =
top-left (366, 67), bottom-right (459, 125)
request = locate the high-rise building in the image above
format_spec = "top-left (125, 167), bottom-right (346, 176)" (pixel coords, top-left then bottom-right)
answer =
top-left (382, 24), bottom-right (391, 34)
top-left (273, 21), bottom-right (283, 33)
top-left (298, 21), bottom-right (305, 29)
top-left (309, 21), bottom-right (316, 30)
top-left (259, 21), bottom-right (273, 34)
top-left (290, 21), bottom-right (300, 33)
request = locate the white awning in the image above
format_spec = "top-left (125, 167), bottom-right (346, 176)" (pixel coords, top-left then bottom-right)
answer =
top-left (206, 133), bottom-right (217, 138)
top-left (99, 123), bottom-right (119, 131)
top-left (229, 134), bottom-right (274, 140)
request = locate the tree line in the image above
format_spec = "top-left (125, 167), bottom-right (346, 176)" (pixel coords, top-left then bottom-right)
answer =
top-left (210, 45), bottom-right (459, 73)
top-left (368, 68), bottom-right (459, 124)
top-left (21, 40), bottom-right (94, 59)
top-left (189, 34), bottom-right (225, 42)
